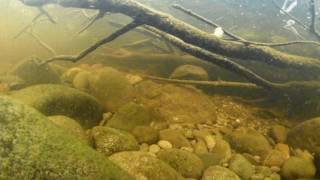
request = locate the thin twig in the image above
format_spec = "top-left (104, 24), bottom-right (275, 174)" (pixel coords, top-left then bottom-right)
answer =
top-left (28, 31), bottom-right (56, 56)
top-left (78, 10), bottom-right (109, 34)
top-left (42, 21), bottom-right (141, 64)
top-left (172, 4), bottom-right (320, 47)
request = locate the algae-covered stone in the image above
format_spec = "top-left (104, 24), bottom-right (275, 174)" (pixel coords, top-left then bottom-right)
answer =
top-left (157, 149), bottom-right (204, 179)
top-left (10, 84), bottom-right (103, 128)
top-left (72, 71), bottom-right (91, 91)
top-left (107, 102), bottom-right (153, 131)
top-left (170, 64), bottom-right (209, 81)
top-left (132, 125), bottom-right (159, 144)
top-left (268, 125), bottom-right (288, 143)
top-left (159, 129), bottom-right (191, 148)
top-left (281, 157), bottom-right (316, 180)
top-left (48, 115), bottom-right (89, 144)
top-left (91, 126), bottom-right (139, 156)
top-left (202, 166), bottom-right (241, 180)
top-left (228, 154), bottom-right (255, 180)
top-left (287, 117), bottom-right (320, 154)
top-left (109, 151), bottom-right (184, 180)
top-left (0, 96), bottom-right (133, 179)
top-left (9, 59), bottom-right (61, 85)
top-left (228, 128), bottom-right (272, 158)
top-left (88, 67), bottom-right (134, 111)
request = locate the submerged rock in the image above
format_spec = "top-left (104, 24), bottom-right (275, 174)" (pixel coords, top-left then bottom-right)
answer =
top-left (287, 117), bottom-right (320, 154)
top-left (269, 125), bottom-right (288, 143)
top-left (157, 149), bottom-right (204, 179)
top-left (109, 151), bottom-right (184, 180)
top-left (281, 157), bottom-right (316, 180)
top-left (228, 128), bottom-right (272, 158)
top-left (9, 59), bottom-right (61, 85)
top-left (107, 102), bottom-right (153, 131)
top-left (132, 125), bottom-right (159, 144)
top-left (202, 166), bottom-right (241, 180)
top-left (10, 84), bottom-right (103, 128)
top-left (228, 154), bottom-right (255, 180)
top-left (0, 96), bottom-right (133, 179)
top-left (91, 126), bottom-right (139, 156)
top-left (48, 115), bottom-right (89, 144)
top-left (88, 67), bottom-right (135, 111)
top-left (159, 129), bottom-right (191, 148)
top-left (170, 64), bottom-right (209, 81)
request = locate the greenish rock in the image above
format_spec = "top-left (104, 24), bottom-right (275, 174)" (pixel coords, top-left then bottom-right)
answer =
top-left (109, 151), bottom-right (184, 180)
top-left (159, 129), bottom-right (191, 148)
top-left (9, 59), bottom-right (61, 85)
top-left (48, 115), bottom-right (89, 144)
top-left (228, 128), bottom-right (272, 158)
top-left (107, 102), bottom-right (153, 131)
top-left (132, 125), bottom-right (159, 144)
top-left (229, 154), bottom-right (255, 180)
top-left (198, 153), bottom-right (223, 168)
top-left (202, 166), bottom-right (241, 180)
top-left (10, 84), bottom-right (103, 129)
top-left (157, 149), bottom-right (204, 178)
top-left (88, 67), bottom-right (134, 111)
top-left (287, 117), bottom-right (320, 154)
top-left (256, 166), bottom-right (273, 177)
top-left (281, 157), bottom-right (316, 180)
top-left (268, 125), bottom-right (288, 143)
top-left (0, 75), bottom-right (26, 90)
top-left (72, 71), bottom-right (91, 91)
top-left (170, 64), bottom-right (209, 81)
top-left (0, 96), bottom-right (133, 180)
top-left (61, 67), bottom-right (84, 84)
top-left (210, 136), bottom-right (232, 163)
top-left (263, 150), bottom-right (286, 167)
top-left (91, 126), bottom-right (139, 156)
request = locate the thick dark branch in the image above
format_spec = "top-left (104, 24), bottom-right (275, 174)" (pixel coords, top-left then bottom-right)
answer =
top-left (21, 0), bottom-right (320, 71)
top-left (43, 21), bottom-right (141, 64)
top-left (145, 26), bottom-right (281, 90)
top-left (173, 4), bottom-right (320, 47)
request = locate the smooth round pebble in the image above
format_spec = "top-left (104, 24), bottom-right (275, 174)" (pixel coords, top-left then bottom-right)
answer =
top-left (149, 144), bottom-right (161, 154)
top-left (158, 140), bottom-right (173, 149)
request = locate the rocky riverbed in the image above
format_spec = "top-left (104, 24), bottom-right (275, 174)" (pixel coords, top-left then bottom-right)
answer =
top-left (0, 59), bottom-right (319, 180)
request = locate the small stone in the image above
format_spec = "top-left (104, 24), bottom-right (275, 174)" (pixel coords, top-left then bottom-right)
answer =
top-left (250, 174), bottom-right (264, 180)
top-left (270, 166), bottom-right (281, 173)
top-left (281, 156), bottom-right (316, 179)
top-left (275, 143), bottom-right (290, 160)
top-left (194, 139), bottom-right (209, 154)
top-left (149, 144), bottom-right (161, 154)
top-left (158, 140), bottom-right (173, 149)
top-left (263, 150), bottom-right (286, 167)
top-left (268, 125), bottom-right (288, 143)
top-left (181, 146), bottom-right (194, 153)
top-left (140, 143), bottom-right (149, 152)
top-left (132, 126), bottom-right (159, 144)
top-left (229, 154), bottom-right (255, 180)
top-left (159, 129), bottom-right (191, 148)
top-left (202, 166), bottom-right (241, 180)
top-left (204, 135), bottom-right (216, 151)
top-left (170, 64), bottom-right (209, 81)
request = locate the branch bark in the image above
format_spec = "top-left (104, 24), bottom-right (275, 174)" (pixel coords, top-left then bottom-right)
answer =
top-left (21, 0), bottom-right (320, 71)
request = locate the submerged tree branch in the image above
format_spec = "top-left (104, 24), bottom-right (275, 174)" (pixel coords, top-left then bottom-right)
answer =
top-left (43, 21), bottom-right (141, 64)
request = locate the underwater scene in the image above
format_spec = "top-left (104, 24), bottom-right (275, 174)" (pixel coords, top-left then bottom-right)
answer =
top-left (1, 0), bottom-right (320, 179)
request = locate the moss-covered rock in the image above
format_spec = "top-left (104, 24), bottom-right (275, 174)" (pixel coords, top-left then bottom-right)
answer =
top-left (157, 148), bottom-right (204, 178)
top-left (107, 102), bottom-right (153, 131)
top-left (228, 128), bottom-right (272, 158)
top-left (202, 166), bottom-right (241, 180)
top-left (159, 129), bottom-right (191, 148)
top-left (10, 84), bottom-right (103, 128)
top-left (228, 154), bottom-right (255, 180)
top-left (281, 157), bottom-right (316, 180)
top-left (72, 71), bottom-right (91, 91)
top-left (0, 96), bottom-right (133, 179)
top-left (48, 115), bottom-right (89, 144)
top-left (170, 64), bottom-right (209, 81)
top-left (132, 125), bottom-right (159, 144)
top-left (9, 59), bottom-right (61, 85)
top-left (91, 126), bottom-right (139, 156)
top-left (109, 151), bottom-right (184, 180)
top-left (88, 67), bottom-right (135, 111)
top-left (287, 117), bottom-right (320, 154)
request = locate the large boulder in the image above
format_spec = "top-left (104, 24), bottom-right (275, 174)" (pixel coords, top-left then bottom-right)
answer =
top-left (10, 84), bottom-right (103, 128)
top-left (287, 117), bottom-right (320, 154)
top-left (157, 149), bottom-right (204, 178)
top-left (107, 102), bottom-right (153, 131)
top-left (170, 64), bottom-right (209, 81)
top-left (9, 59), bottom-right (61, 85)
top-left (91, 126), bottom-right (139, 156)
top-left (109, 151), bottom-right (184, 180)
top-left (0, 96), bottom-right (133, 179)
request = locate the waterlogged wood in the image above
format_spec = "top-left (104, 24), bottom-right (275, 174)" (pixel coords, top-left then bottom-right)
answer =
top-left (21, 0), bottom-right (320, 71)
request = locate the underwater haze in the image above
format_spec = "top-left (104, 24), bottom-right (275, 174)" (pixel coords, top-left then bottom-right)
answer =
top-left (1, 0), bottom-right (320, 179)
